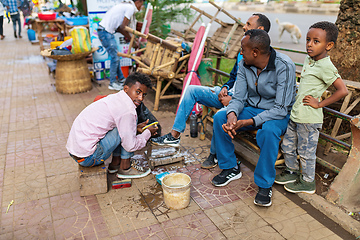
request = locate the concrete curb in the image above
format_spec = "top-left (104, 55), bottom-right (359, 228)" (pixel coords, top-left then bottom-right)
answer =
top-left (298, 193), bottom-right (360, 238)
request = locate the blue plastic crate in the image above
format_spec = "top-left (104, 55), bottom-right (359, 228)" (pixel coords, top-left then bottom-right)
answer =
top-left (65, 16), bottom-right (88, 26)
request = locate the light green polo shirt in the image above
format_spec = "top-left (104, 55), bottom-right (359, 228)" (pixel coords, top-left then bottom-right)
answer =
top-left (290, 56), bottom-right (341, 124)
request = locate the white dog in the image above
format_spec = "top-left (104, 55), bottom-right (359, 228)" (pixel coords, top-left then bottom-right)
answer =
top-left (275, 18), bottom-right (302, 44)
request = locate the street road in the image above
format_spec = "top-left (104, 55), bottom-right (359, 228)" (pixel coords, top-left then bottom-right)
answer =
top-left (171, 3), bottom-right (338, 68)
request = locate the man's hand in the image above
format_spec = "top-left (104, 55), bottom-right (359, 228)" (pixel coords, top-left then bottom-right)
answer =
top-left (137, 119), bottom-right (149, 133)
top-left (223, 117), bottom-right (254, 139)
top-left (222, 112), bottom-right (237, 138)
top-left (233, 119), bottom-right (253, 131)
top-left (219, 95), bottom-right (232, 107)
top-left (218, 87), bottom-right (228, 99)
top-left (147, 124), bottom-right (159, 136)
top-left (302, 95), bottom-right (320, 109)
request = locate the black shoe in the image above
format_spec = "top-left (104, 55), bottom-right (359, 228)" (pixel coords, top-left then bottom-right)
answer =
top-left (212, 164), bottom-right (242, 187)
top-left (150, 132), bottom-right (180, 147)
top-left (254, 187), bottom-right (272, 207)
top-left (201, 153), bottom-right (218, 169)
top-left (14, 32), bottom-right (17, 38)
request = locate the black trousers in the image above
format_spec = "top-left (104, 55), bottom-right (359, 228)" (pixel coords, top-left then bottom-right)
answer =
top-left (0, 16), bottom-right (3, 36)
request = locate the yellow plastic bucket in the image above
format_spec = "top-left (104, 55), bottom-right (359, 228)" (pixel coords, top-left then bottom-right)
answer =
top-left (50, 41), bottom-right (64, 49)
top-left (162, 173), bottom-right (191, 210)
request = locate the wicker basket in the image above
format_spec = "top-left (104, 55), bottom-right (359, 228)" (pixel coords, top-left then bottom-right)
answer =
top-left (55, 58), bottom-right (92, 94)
top-left (40, 47), bottom-right (97, 61)
top-left (41, 47), bottom-right (98, 94)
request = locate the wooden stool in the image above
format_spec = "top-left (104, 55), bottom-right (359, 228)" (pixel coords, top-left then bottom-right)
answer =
top-left (79, 164), bottom-right (108, 196)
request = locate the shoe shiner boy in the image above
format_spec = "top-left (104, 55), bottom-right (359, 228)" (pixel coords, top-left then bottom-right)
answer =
top-left (66, 72), bottom-right (158, 179)
top-left (275, 21), bottom-right (348, 194)
top-left (150, 14), bottom-right (271, 170)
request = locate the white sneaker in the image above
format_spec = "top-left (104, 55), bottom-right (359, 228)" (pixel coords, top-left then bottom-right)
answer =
top-left (108, 82), bottom-right (123, 91)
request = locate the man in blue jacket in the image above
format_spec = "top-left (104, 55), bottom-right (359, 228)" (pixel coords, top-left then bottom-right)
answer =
top-left (213, 29), bottom-right (296, 207)
top-left (151, 14), bottom-right (271, 165)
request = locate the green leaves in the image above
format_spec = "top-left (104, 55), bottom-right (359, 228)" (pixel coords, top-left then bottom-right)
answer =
top-left (136, 0), bottom-right (194, 39)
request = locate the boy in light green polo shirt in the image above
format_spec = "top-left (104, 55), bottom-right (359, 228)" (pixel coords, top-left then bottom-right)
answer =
top-left (274, 21), bottom-right (348, 194)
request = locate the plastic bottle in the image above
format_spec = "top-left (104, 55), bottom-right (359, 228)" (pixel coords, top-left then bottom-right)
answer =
top-left (190, 111), bottom-right (198, 138)
top-left (181, 41), bottom-right (191, 53)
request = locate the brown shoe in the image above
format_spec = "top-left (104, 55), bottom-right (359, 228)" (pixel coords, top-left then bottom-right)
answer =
top-left (0, 35), bottom-right (4, 40)
top-left (19, 35), bottom-right (22, 38)
top-left (117, 163), bottom-right (151, 179)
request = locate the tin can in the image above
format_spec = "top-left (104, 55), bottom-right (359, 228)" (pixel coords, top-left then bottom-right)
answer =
top-left (105, 68), bottom-right (110, 78)
top-left (104, 60), bottom-right (111, 69)
top-left (95, 69), bottom-right (104, 81)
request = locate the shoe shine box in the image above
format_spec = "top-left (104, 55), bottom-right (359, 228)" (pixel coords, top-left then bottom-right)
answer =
top-left (112, 179), bottom-right (132, 189)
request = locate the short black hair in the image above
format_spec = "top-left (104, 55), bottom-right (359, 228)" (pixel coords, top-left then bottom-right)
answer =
top-left (124, 72), bottom-right (152, 89)
top-left (244, 29), bottom-right (271, 54)
top-left (253, 13), bottom-right (271, 33)
top-left (309, 21), bottom-right (338, 43)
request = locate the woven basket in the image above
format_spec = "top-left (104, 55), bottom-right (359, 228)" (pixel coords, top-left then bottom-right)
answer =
top-left (41, 47), bottom-right (98, 94)
top-left (40, 47), bottom-right (98, 61)
top-left (55, 58), bottom-right (92, 94)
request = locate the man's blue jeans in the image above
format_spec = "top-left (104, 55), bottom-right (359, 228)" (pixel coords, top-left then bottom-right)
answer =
top-left (98, 29), bottom-right (125, 84)
top-left (74, 128), bottom-right (133, 167)
top-left (213, 106), bottom-right (290, 188)
top-left (10, 12), bottom-right (21, 36)
top-left (173, 85), bottom-right (224, 154)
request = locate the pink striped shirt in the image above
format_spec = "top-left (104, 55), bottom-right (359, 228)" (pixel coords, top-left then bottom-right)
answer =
top-left (66, 91), bottom-right (151, 157)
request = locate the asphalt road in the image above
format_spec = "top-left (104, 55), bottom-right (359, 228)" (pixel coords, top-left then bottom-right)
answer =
top-left (171, 4), bottom-right (338, 68)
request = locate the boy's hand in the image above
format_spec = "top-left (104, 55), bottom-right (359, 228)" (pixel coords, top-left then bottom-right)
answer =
top-left (137, 119), bottom-right (149, 133)
top-left (303, 95), bottom-right (320, 109)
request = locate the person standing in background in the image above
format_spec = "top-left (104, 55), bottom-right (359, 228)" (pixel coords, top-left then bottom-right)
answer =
top-left (97, 0), bottom-right (144, 91)
top-left (0, 1), bottom-right (5, 40)
top-left (1, 0), bottom-right (23, 38)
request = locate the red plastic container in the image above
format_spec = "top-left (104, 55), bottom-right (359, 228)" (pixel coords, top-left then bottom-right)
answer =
top-left (38, 13), bottom-right (56, 21)
top-left (121, 66), bottom-right (129, 78)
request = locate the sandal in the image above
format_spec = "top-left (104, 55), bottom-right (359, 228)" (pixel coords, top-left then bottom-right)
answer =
top-left (107, 164), bottom-right (120, 174)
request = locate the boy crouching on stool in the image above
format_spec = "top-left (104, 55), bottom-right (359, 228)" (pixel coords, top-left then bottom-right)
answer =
top-left (275, 21), bottom-right (348, 193)
top-left (66, 72), bottom-right (158, 179)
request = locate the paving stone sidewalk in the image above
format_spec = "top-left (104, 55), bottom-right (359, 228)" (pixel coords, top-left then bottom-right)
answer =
top-left (0, 22), bottom-right (354, 239)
